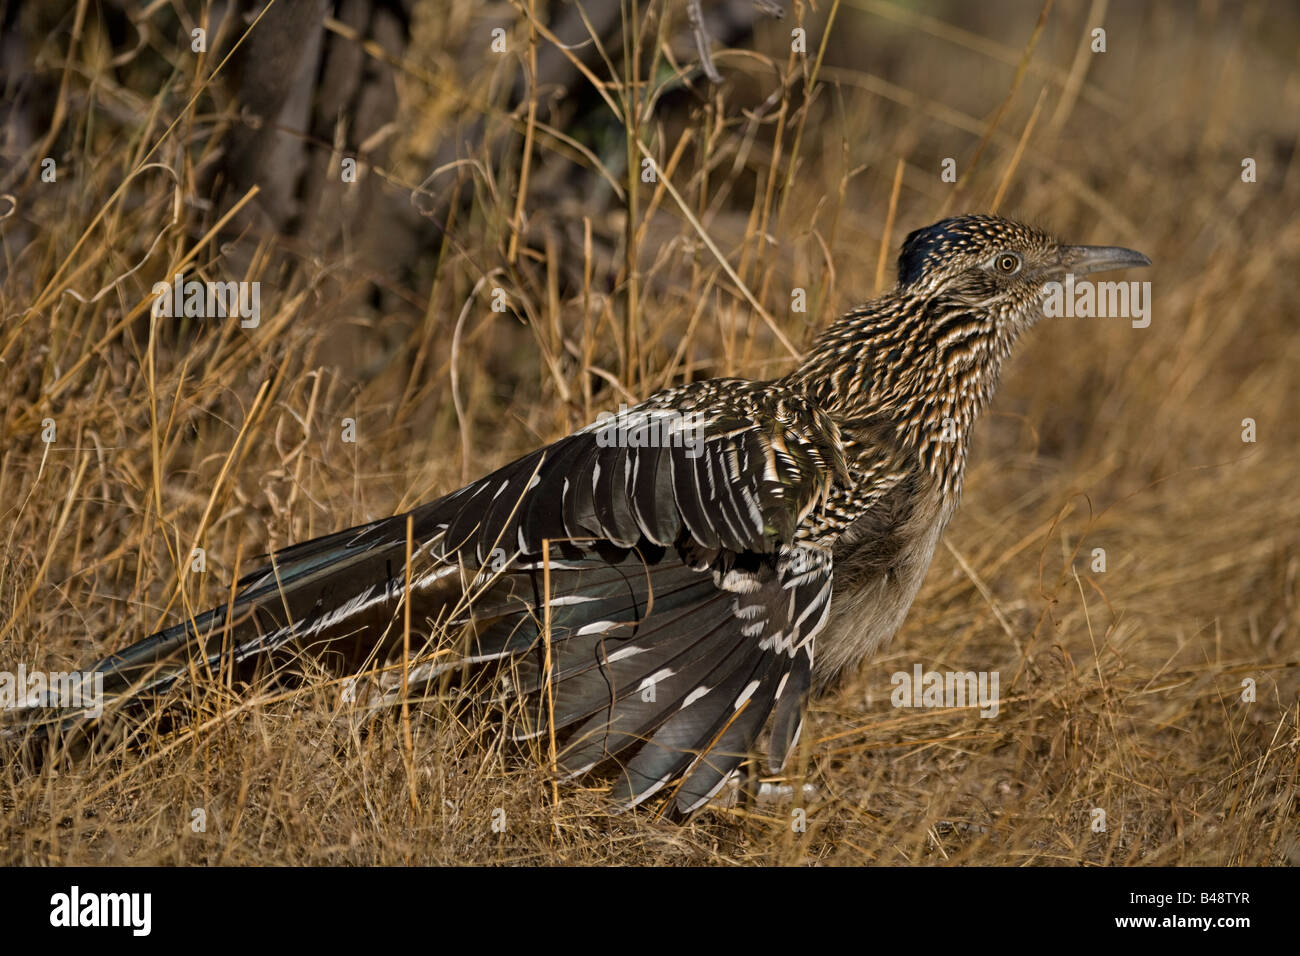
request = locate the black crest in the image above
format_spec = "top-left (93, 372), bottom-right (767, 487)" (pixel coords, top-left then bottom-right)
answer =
top-left (898, 214), bottom-right (1018, 286)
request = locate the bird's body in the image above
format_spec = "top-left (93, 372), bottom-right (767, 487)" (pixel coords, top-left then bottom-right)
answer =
top-left (15, 215), bottom-right (1149, 815)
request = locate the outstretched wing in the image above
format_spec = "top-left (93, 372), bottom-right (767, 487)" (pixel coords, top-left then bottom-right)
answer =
top-left (363, 380), bottom-right (870, 811)
top-left (43, 379), bottom-right (903, 813)
top-left (435, 378), bottom-right (851, 561)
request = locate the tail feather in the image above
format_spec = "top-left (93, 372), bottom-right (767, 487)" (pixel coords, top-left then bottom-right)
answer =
top-left (14, 510), bottom-right (466, 739)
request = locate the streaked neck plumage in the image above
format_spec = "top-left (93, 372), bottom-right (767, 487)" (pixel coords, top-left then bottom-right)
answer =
top-left (782, 289), bottom-right (1023, 497)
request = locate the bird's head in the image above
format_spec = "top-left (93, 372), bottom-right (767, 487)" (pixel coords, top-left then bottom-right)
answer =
top-left (785, 214), bottom-right (1152, 461)
top-left (897, 214), bottom-right (1150, 333)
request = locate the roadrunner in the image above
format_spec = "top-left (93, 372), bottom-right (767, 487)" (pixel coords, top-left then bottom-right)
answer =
top-left (18, 215), bottom-right (1149, 814)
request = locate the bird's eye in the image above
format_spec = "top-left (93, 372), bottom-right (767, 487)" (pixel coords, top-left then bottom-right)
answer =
top-left (994, 252), bottom-right (1022, 275)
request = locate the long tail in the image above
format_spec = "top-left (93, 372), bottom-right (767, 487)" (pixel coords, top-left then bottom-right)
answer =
top-left (6, 500), bottom-right (472, 741)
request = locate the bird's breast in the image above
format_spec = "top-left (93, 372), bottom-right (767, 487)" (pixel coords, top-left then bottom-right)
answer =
top-left (813, 476), bottom-right (955, 685)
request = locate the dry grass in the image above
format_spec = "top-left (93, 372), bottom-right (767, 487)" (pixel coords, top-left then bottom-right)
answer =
top-left (1, 0), bottom-right (1297, 865)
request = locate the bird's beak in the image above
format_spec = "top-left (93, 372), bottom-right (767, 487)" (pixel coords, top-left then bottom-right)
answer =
top-left (1056, 244), bottom-right (1152, 276)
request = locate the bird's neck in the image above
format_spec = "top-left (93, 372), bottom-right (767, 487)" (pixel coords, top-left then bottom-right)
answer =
top-left (783, 291), bottom-right (1019, 495)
